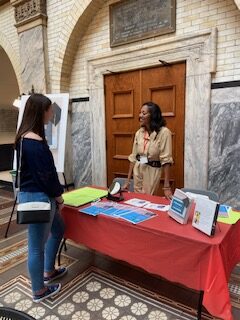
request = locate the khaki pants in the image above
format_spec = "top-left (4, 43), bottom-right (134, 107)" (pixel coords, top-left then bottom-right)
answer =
top-left (133, 162), bottom-right (162, 195)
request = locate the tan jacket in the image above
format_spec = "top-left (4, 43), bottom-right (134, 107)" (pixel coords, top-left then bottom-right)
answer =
top-left (128, 126), bottom-right (173, 165)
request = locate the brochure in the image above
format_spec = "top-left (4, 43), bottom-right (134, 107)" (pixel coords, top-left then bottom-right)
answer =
top-left (79, 201), bottom-right (157, 224)
top-left (80, 202), bottom-right (119, 217)
top-left (217, 207), bottom-right (240, 224)
top-left (168, 189), bottom-right (193, 224)
top-left (79, 206), bottom-right (101, 216)
top-left (124, 198), bottom-right (150, 207)
top-left (143, 203), bottom-right (169, 211)
top-left (218, 204), bottom-right (231, 218)
top-left (119, 210), bottom-right (156, 224)
top-left (192, 197), bottom-right (219, 236)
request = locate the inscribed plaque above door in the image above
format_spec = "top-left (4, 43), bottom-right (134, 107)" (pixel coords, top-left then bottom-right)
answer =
top-left (110, 0), bottom-right (176, 47)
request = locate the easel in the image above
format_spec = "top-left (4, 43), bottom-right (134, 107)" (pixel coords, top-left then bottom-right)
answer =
top-left (4, 172), bottom-right (72, 238)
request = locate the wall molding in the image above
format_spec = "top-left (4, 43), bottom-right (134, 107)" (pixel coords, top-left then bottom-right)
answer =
top-left (11, 0), bottom-right (47, 33)
top-left (211, 80), bottom-right (240, 89)
top-left (87, 28), bottom-right (217, 188)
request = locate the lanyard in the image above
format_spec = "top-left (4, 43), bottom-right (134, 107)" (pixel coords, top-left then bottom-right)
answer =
top-left (143, 130), bottom-right (149, 154)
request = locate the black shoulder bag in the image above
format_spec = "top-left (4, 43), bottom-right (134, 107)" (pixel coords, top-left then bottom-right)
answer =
top-left (16, 137), bottom-right (51, 224)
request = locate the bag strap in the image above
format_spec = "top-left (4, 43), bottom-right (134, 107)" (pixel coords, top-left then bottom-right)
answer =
top-left (16, 137), bottom-right (23, 192)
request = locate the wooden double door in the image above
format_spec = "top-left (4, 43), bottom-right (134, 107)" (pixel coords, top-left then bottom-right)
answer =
top-left (104, 62), bottom-right (186, 195)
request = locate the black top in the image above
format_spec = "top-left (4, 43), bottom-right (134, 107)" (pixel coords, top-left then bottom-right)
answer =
top-left (16, 138), bottom-right (63, 197)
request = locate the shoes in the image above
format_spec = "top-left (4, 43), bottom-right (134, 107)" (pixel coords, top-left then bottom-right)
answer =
top-left (44, 267), bottom-right (68, 284)
top-left (33, 283), bottom-right (61, 303)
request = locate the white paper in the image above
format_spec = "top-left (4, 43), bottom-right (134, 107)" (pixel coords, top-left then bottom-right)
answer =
top-left (140, 155), bottom-right (148, 164)
top-left (185, 192), bottom-right (209, 200)
top-left (192, 197), bottom-right (219, 236)
top-left (144, 203), bottom-right (169, 211)
top-left (124, 198), bottom-right (150, 207)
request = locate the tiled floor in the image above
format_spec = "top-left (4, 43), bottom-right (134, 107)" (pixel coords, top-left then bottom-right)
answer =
top-left (1, 181), bottom-right (240, 319)
top-left (0, 230), bottom-right (209, 320)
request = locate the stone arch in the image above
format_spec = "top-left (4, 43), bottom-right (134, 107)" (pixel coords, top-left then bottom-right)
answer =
top-left (0, 32), bottom-right (22, 93)
top-left (51, 0), bottom-right (106, 93)
top-left (234, 0), bottom-right (240, 10)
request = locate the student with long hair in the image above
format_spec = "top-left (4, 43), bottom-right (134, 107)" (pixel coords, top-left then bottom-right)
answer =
top-left (123, 101), bottom-right (173, 198)
top-left (15, 93), bottom-right (67, 302)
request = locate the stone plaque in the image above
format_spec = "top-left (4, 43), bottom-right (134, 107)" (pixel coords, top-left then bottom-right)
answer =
top-left (110, 0), bottom-right (176, 47)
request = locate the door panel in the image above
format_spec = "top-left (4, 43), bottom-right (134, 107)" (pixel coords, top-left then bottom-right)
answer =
top-left (112, 91), bottom-right (134, 118)
top-left (105, 63), bottom-right (186, 194)
top-left (105, 71), bottom-right (140, 181)
top-left (149, 85), bottom-right (176, 116)
top-left (141, 64), bottom-right (186, 193)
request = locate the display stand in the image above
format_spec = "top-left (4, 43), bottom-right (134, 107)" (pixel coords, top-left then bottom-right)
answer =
top-left (4, 172), bottom-right (71, 238)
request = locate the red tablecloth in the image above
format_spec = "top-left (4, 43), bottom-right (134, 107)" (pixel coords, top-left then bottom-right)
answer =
top-left (62, 191), bottom-right (240, 320)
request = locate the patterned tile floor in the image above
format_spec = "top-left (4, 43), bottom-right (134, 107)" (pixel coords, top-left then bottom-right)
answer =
top-left (2, 231), bottom-right (240, 319)
top-left (229, 266), bottom-right (240, 310)
top-left (0, 230), bottom-right (203, 320)
top-left (0, 268), bottom-right (199, 320)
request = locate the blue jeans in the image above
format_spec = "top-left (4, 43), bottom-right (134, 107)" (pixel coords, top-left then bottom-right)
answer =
top-left (18, 192), bottom-right (65, 293)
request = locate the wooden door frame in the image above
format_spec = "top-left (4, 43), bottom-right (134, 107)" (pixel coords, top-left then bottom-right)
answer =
top-left (87, 28), bottom-right (217, 189)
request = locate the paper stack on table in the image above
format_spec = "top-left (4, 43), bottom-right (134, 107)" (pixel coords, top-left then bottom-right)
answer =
top-left (79, 201), bottom-right (157, 224)
top-left (124, 198), bottom-right (169, 211)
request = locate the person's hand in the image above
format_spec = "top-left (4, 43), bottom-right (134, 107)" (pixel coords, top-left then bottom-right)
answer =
top-left (55, 196), bottom-right (64, 211)
top-left (163, 187), bottom-right (172, 200)
top-left (57, 202), bottom-right (64, 211)
top-left (122, 181), bottom-right (130, 191)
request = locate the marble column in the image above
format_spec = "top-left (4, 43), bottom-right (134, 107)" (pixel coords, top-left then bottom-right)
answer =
top-left (209, 87), bottom-right (240, 208)
top-left (72, 101), bottom-right (92, 188)
top-left (184, 73), bottom-right (212, 189)
top-left (11, 0), bottom-right (48, 93)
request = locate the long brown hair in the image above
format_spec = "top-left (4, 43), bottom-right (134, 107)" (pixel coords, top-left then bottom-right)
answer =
top-left (15, 94), bottom-right (52, 147)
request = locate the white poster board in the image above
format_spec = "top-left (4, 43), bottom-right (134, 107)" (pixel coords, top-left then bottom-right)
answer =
top-left (15, 93), bottom-right (69, 173)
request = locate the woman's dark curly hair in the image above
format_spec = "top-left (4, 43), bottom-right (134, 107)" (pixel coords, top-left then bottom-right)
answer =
top-left (142, 101), bottom-right (166, 133)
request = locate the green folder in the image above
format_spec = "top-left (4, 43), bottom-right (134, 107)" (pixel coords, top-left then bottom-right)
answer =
top-left (63, 187), bottom-right (108, 207)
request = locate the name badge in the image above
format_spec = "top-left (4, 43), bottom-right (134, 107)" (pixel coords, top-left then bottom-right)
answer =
top-left (140, 155), bottom-right (148, 164)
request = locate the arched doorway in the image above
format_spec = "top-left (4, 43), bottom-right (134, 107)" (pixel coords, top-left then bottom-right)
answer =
top-left (0, 47), bottom-right (20, 181)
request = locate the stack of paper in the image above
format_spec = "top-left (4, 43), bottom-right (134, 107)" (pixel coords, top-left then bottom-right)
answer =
top-left (79, 201), bottom-right (157, 224)
top-left (124, 198), bottom-right (169, 211)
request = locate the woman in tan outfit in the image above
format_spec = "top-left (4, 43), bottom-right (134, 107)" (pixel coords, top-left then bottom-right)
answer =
top-left (123, 101), bottom-right (173, 198)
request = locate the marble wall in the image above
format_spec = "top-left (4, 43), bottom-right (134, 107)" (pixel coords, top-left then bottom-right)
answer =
top-left (71, 101), bottom-right (92, 188)
top-left (209, 87), bottom-right (240, 208)
top-left (19, 25), bottom-right (48, 93)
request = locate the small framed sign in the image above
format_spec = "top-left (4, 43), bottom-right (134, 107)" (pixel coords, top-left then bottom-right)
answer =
top-left (168, 189), bottom-right (194, 225)
top-left (110, 0), bottom-right (176, 47)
